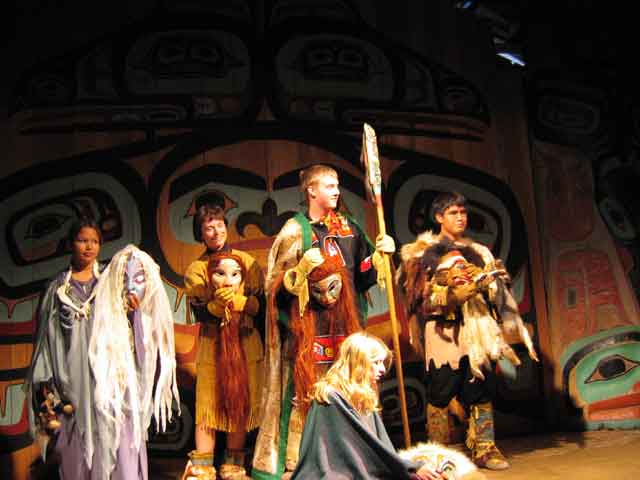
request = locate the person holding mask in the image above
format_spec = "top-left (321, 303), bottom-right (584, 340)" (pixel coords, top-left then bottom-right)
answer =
top-left (89, 244), bottom-right (179, 479)
top-left (183, 204), bottom-right (264, 480)
top-left (399, 192), bottom-right (537, 470)
top-left (253, 165), bottom-right (396, 479)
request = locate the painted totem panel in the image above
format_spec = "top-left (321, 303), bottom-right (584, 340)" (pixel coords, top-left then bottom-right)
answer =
top-left (530, 72), bottom-right (640, 428)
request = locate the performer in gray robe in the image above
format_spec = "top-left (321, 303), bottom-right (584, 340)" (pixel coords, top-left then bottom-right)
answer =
top-left (26, 220), bottom-right (179, 480)
top-left (26, 219), bottom-right (105, 478)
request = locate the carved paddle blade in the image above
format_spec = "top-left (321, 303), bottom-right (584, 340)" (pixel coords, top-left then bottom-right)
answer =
top-left (361, 123), bottom-right (383, 203)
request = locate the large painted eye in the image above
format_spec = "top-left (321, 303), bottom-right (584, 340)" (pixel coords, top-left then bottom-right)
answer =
top-left (338, 47), bottom-right (364, 69)
top-left (585, 354), bottom-right (640, 384)
top-left (24, 213), bottom-right (72, 239)
top-left (189, 41), bottom-right (222, 65)
top-left (156, 40), bottom-right (187, 64)
top-left (306, 47), bottom-right (334, 68)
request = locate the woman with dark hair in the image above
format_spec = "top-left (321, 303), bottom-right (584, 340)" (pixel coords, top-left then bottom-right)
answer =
top-left (26, 217), bottom-right (105, 478)
top-left (27, 218), bottom-right (179, 479)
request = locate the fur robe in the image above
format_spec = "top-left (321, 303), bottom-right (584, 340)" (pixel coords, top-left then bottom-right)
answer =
top-left (399, 231), bottom-right (537, 380)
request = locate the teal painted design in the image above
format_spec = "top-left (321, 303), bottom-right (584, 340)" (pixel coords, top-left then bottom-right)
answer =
top-left (560, 325), bottom-right (640, 429)
top-left (574, 342), bottom-right (640, 405)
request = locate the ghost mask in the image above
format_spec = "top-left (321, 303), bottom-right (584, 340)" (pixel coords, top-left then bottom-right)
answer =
top-left (124, 253), bottom-right (146, 311)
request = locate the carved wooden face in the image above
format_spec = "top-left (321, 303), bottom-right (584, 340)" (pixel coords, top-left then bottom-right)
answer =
top-left (436, 251), bottom-right (473, 287)
top-left (563, 326), bottom-right (640, 429)
top-left (209, 257), bottom-right (243, 293)
top-left (310, 272), bottom-right (342, 308)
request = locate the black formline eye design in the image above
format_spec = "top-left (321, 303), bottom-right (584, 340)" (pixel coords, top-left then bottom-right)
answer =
top-left (24, 213), bottom-right (73, 239)
top-left (439, 459), bottom-right (456, 474)
top-left (584, 354), bottom-right (640, 384)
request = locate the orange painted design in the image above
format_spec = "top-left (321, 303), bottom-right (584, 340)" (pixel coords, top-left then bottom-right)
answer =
top-left (586, 398), bottom-right (640, 422)
top-left (0, 344), bottom-right (32, 368)
top-left (319, 211), bottom-right (353, 237)
top-left (157, 174), bottom-right (205, 277)
top-left (0, 444), bottom-right (41, 480)
top-left (555, 250), bottom-right (629, 349)
top-left (587, 391), bottom-right (640, 418)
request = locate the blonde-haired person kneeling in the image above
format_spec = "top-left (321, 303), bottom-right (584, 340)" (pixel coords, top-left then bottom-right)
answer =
top-left (290, 332), bottom-right (472, 480)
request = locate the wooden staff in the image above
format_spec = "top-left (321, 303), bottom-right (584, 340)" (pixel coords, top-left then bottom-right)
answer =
top-left (361, 123), bottom-right (411, 448)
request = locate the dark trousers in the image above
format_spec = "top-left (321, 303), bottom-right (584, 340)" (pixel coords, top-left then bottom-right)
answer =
top-left (425, 356), bottom-right (496, 408)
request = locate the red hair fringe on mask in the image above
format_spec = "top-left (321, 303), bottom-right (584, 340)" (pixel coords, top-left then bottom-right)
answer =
top-left (217, 309), bottom-right (250, 427)
top-left (207, 252), bottom-right (250, 429)
top-left (290, 257), bottom-right (362, 415)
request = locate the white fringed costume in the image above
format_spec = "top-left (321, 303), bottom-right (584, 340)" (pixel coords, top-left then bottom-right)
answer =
top-left (88, 244), bottom-right (180, 478)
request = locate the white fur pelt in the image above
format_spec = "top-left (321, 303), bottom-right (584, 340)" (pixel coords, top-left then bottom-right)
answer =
top-left (398, 230), bottom-right (538, 380)
top-left (399, 442), bottom-right (487, 480)
top-left (88, 244), bottom-right (179, 462)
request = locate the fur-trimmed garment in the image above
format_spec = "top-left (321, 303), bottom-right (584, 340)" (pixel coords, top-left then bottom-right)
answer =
top-left (399, 231), bottom-right (537, 379)
top-left (399, 442), bottom-right (487, 480)
top-left (184, 248), bottom-right (264, 433)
